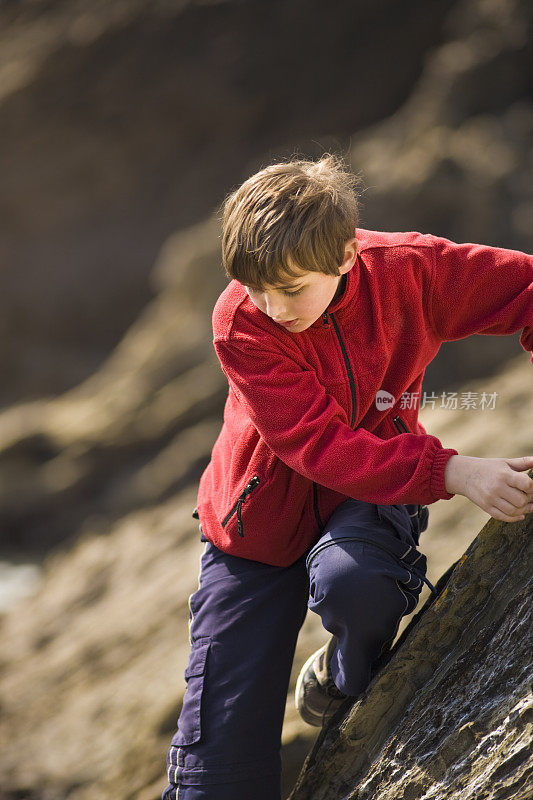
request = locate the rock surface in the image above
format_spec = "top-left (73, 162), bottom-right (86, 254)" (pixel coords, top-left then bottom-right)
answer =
top-left (0, 0), bottom-right (455, 405)
top-left (289, 485), bottom-right (533, 799)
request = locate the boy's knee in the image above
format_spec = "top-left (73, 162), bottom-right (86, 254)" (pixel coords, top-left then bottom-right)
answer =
top-left (308, 541), bottom-right (420, 621)
top-left (308, 544), bottom-right (372, 611)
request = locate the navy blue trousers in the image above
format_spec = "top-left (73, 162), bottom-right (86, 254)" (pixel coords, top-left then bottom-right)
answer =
top-left (162, 499), bottom-right (429, 799)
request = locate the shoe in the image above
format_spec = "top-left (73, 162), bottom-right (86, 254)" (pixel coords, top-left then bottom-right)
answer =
top-left (295, 636), bottom-right (348, 727)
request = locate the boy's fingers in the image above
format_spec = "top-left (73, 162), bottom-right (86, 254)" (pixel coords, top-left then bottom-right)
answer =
top-left (496, 498), bottom-right (528, 517)
top-left (490, 508), bottom-right (525, 523)
top-left (505, 456), bottom-right (533, 471)
top-left (503, 487), bottom-right (532, 508)
top-left (508, 472), bottom-right (533, 493)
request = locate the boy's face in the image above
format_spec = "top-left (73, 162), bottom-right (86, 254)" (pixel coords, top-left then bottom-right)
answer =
top-left (244, 238), bottom-right (358, 333)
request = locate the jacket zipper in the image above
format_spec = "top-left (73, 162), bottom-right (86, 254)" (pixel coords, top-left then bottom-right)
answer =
top-left (393, 415), bottom-right (409, 434)
top-left (221, 475), bottom-right (260, 538)
top-left (327, 312), bottom-right (357, 428)
top-left (313, 311), bottom-right (358, 532)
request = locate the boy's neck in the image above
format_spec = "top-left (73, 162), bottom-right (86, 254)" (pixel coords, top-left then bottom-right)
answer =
top-left (330, 273), bottom-right (347, 306)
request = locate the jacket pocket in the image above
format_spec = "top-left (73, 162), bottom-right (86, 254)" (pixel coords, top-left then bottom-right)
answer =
top-left (172, 637), bottom-right (211, 746)
top-left (221, 475), bottom-right (261, 538)
top-left (212, 459), bottom-right (315, 565)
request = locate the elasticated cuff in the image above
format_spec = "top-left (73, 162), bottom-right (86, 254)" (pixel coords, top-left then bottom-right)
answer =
top-left (430, 448), bottom-right (459, 501)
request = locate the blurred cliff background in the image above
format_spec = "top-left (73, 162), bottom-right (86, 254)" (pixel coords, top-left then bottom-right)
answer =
top-left (0, 0), bottom-right (532, 798)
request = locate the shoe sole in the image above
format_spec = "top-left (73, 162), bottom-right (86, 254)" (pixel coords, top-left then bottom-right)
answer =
top-left (294, 647), bottom-right (329, 727)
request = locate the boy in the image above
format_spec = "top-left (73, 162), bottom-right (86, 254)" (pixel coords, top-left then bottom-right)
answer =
top-left (162, 154), bottom-right (533, 800)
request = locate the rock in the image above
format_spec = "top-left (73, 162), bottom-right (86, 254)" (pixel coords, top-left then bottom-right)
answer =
top-left (289, 494), bottom-right (533, 799)
top-left (0, 215), bottom-right (228, 553)
top-left (0, 0), bottom-right (454, 404)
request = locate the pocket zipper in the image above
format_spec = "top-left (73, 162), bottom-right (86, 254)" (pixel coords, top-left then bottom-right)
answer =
top-left (221, 475), bottom-right (261, 538)
top-left (393, 415), bottom-right (409, 434)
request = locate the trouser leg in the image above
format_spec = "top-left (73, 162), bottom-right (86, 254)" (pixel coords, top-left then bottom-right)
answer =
top-left (306, 499), bottom-right (429, 697)
top-left (162, 536), bottom-right (310, 800)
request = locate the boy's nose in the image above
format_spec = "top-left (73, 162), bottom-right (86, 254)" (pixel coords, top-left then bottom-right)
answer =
top-left (265, 296), bottom-right (289, 320)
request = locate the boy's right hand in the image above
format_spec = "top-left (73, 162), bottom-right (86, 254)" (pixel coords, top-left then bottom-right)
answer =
top-left (444, 454), bottom-right (533, 523)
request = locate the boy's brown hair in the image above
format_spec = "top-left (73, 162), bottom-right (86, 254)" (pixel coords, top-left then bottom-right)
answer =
top-left (221, 153), bottom-right (361, 290)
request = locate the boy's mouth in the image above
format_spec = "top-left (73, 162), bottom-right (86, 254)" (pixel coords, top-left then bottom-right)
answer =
top-left (276, 318), bottom-right (298, 328)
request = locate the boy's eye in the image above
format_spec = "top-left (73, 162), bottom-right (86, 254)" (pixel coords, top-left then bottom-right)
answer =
top-left (245, 285), bottom-right (304, 297)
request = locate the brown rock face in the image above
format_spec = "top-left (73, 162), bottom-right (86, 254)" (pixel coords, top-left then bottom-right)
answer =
top-left (0, 0), bottom-right (455, 405)
top-left (289, 500), bottom-right (533, 800)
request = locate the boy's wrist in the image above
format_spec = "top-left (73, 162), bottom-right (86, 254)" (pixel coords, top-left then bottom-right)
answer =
top-left (444, 454), bottom-right (467, 495)
top-left (430, 447), bottom-right (460, 499)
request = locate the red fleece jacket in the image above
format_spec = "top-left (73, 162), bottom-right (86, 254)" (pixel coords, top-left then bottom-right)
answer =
top-left (194, 229), bottom-right (533, 566)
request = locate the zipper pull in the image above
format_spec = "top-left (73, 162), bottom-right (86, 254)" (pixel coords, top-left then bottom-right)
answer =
top-left (235, 476), bottom-right (260, 537)
top-left (236, 499), bottom-right (245, 537)
top-left (322, 311), bottom-right (330, 327)
top-left (243, 476), bottom-right (260, 495)
top-left (393, 415), bottom-right (409, 433)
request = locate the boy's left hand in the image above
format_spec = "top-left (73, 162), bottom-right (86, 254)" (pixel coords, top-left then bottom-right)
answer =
top-left (444, 454), bottom-right (533, 523)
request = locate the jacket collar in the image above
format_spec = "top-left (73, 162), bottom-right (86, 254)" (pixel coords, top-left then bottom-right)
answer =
top-left (309, 251), bottom-right (361, 327)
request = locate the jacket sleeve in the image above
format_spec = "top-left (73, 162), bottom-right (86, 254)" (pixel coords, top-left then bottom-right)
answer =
top-left (427, 235), bottom-right (533, 360)
top-left (214, 336), bottom-right (458, 505)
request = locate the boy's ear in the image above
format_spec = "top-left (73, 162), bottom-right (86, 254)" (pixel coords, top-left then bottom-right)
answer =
top-left (339, 237), bottom-right (358, 274)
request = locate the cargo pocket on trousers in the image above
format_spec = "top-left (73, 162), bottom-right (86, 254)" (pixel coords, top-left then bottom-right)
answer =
top-left (172, 637), bottom-right (211, 746)
top-left (396, 568), bottom-right (423, 616)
